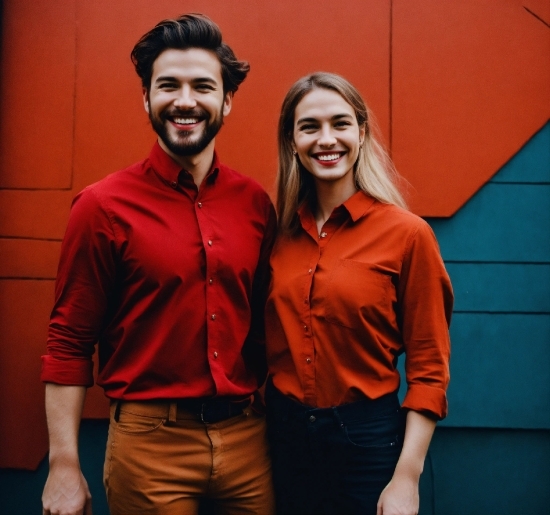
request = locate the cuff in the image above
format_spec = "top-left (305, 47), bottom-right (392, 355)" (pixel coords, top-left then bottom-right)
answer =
top-left (40, 355), bottom-right (94, 387)
top-left (402, 384), bottom-right (448, 420)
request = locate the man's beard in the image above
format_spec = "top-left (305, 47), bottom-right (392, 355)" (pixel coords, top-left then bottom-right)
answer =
top-left (149, 106), bottom-right (224, 157)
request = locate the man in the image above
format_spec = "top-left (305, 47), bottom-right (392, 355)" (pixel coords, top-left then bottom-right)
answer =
top-left (41, 14), bottom-right (276, 515)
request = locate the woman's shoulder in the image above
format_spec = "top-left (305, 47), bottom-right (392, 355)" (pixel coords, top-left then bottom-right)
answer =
top-left (367, 198), bottom-right (430, 233)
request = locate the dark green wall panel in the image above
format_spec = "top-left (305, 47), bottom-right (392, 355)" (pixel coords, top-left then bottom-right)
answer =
top-left (447, 263), bottom-right (550, 313)
top-left (442, 313), bottom-right (550, 429)
top-left (491, 122), bottom-right (550, 184)
top-left (426, 428), bottom-right (550, 515)
top-left (0, 420), bottom-right (110, 515)
top-left (428, 184), bottom-right (550, 263)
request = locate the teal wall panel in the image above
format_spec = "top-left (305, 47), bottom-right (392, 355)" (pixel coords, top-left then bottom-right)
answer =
top-left (0, 420), bottom-right (110, 515)
top-left (442, 314), bottom-right (550, 428)
top-left (492, 122), bottom-right (550, 184)
top-left (446, 263), bottom-right (550, 313)
top-left (427, 428), bottom-right (550, 515)
top-left (428, 184), bottom-right (550, 263)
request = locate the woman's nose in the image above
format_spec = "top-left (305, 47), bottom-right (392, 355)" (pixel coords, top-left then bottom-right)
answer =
top-left (317, 126), bottom-right (336, 147)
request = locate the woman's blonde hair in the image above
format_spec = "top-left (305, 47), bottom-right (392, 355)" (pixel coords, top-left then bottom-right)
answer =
top-left (277, 72), bottom-right (407, 235)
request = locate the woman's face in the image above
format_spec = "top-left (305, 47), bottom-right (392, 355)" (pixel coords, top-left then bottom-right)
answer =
top-left (292, 88), bottom-right (365, 189)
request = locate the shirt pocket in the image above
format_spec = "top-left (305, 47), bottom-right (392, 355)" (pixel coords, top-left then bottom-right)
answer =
top-left (323, 259), bottom-right (393, 331)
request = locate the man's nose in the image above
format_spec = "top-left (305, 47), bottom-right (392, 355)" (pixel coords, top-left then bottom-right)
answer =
top-left (173, 86), bottom-right (196, 109)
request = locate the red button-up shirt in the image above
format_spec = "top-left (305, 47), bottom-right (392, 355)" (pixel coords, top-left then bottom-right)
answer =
top-left (41, 142), bottom-right (276, 400)
top-left (265, 191), bottom-right (453, 419)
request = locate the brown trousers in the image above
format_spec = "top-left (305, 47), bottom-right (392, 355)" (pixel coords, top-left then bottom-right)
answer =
top-left (104, 400), bottom-right (275, 515)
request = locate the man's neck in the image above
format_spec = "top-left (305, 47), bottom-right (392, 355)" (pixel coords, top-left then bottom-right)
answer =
top-left (159, 138), bottom-right (216, 187)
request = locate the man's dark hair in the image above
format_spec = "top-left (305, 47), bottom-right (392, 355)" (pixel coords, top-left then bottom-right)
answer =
top-left (131, 13), bottom-right (250, 94)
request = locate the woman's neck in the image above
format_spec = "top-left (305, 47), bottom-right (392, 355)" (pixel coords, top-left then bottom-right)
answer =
top-left (314, 179), bottom-right (357, 233)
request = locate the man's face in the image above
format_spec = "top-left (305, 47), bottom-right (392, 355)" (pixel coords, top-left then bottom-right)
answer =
top-left (144, 48), bottom-right (232, 159)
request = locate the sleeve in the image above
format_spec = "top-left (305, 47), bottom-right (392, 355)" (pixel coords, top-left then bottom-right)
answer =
top-left (242, 198), bottom-right (278, 386)
top-left (398, 220), bottom-right (453, 419)
top-left (41, 187), bottom-right (118, 386)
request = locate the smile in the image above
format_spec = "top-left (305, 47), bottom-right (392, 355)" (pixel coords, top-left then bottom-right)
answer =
top-left (312, 152), bottom-right (345, 163)
top-left (172, 117), bottom-right (200, 125)
top-left (317, 153), bottom-right (341, 161)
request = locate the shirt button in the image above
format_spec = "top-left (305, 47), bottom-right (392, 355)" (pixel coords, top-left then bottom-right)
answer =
top-left (211, 314), bottom-right (216, 320)
top-left (213, 351), bottom-right (218, 358)
top-left (309, 415), bottom-right (316, 423)
top-left (308, 269), bottom-right (312, 274)
top-left (209, 278), bottom-right (213, 285)
top-left (208, 240), bottom-right (213, 246)
top-left (303, 325), bottom-right (308, 331)
top-left (320, 232), bottom-right (327, 238)
top-left (170, 181), bottom-right (177, 189)
top-left (198, 202), bottom-right (203, 208)
top-left (306, 357), bottom-right (311, 364)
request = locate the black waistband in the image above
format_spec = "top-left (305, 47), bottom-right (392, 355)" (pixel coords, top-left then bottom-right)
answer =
top-left (266, 381), bottom-right (400, 424)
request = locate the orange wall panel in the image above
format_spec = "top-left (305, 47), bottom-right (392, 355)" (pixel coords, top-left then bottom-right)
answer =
top-left (0, 0), bottom-right (76, 189)
top-left (0, 281), bottom-right (53, 470)
top-left (392, 0), bottom-right (550, 215)
top-left (0, 239), bottom-right (60, 278)
top-left (0, 190), bottom-right (73, 239)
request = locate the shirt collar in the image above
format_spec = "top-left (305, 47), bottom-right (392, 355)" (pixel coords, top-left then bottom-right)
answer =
top-left (148, 141), bottom-right (221, 187)
top-left (342, 190), bottom-right (377, 222)
top-left (297, 190), bottom-right (376, 228)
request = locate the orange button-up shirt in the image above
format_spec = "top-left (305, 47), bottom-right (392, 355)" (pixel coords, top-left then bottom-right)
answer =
top-left (265, 191), bottom-right (453, 419)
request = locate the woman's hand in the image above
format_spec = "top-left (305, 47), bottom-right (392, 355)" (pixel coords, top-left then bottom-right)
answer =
top-left (376, 473), bottom-right (419, 515)
top-left (376, 410), bottom-right (436, 515)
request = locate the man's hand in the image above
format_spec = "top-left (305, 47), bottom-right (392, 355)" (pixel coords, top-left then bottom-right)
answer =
top-left (42, 463), bottom-right (92, 515)
top-left (376, 473), bottom-right (418, 515)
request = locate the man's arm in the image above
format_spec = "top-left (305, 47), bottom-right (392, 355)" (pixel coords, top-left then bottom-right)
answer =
top-left (42, 384), bottom-right (92, 515)
top-left (376, 410), bottom-right (436, 515)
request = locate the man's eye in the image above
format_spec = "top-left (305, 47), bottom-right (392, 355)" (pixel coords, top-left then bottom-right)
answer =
top-left (159, 83), bottom-right (177, 90)
top-left (196, 84), bottom-right (214, 91)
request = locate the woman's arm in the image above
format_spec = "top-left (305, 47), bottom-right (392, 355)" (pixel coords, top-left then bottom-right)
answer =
top-left (376, 410), bottom-right (436, 515)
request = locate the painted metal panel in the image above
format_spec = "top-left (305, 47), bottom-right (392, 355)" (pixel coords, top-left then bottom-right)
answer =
top-left (492, 122), bottom-right (550, 184)
top-left (428, 428), bottom-right (550, 515)
top-left (0, 0), bottom-right (76, 189)
top-left (446, 263), bottom-right (550, 313)
top-left (428, 184), bottom-right (550, 263)
top-left (442, 313), bottom-right (550, 429)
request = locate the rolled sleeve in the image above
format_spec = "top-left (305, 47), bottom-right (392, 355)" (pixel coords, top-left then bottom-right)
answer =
top-left (40, 188), bottom-right (117, 386)
top-left (399, 221), bottom-right (453, 420)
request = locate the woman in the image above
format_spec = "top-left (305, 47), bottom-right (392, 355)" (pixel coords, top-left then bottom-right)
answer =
top-left (265, 72), bottom-right (453, 515)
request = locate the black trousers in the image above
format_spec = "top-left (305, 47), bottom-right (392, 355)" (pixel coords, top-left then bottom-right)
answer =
top-left (265, 382), bottom-right (405, 515)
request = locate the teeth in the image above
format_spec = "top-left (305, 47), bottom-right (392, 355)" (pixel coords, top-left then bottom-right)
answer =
top-left (317, 154), bottom-right (340, 161)
top-left (173, 118), bottom-right (199, 124)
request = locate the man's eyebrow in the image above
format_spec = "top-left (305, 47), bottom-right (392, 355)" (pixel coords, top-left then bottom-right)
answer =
top-left (154, 75), bottom-right (179, 84)
top-left (296, 113), bottom-right (353, 124)
top-left (154, 75), bottom-right (218, 84)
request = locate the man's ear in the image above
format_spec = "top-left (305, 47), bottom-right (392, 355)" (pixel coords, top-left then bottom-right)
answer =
top-left (142, 87), bottom-right (150, 114)
top-left (223, 91), bottom-right (233, 117)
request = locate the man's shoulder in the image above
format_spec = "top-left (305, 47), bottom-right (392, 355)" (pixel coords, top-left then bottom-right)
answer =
top-left (80, 158), bottom-right (148, 197)
top-left (217, 162), bottom-right (271, 200)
